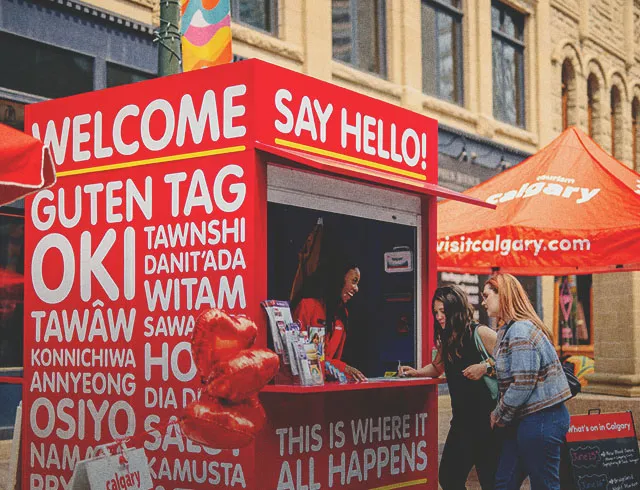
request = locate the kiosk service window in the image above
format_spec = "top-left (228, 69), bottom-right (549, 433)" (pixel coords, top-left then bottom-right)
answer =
top-left (266, 166), bottom-right (422, 378)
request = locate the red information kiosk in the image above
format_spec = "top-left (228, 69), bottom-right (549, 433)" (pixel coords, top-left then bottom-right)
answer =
top-left (23, 59), bottom-right (489, 490)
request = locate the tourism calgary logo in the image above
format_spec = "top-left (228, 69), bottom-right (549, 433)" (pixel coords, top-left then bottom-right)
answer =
top-left (105, 470), bottom-right (142, 490)
top-left (485, 175), bottom-right (600, 205)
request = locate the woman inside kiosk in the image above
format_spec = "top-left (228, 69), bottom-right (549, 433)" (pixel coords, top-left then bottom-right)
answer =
top-left (293, 260), bottom-right (367, 382)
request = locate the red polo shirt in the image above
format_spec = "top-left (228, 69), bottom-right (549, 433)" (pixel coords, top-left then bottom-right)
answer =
top-left (293, 298), bottom-right (347, 372)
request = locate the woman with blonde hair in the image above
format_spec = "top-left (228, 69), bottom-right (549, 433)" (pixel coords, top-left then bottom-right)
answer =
top-left (482, 273), bottom-right (571, 490)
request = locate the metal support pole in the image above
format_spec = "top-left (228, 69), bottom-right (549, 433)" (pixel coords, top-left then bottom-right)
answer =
top-left (156, 0), bottom-right (182, 76)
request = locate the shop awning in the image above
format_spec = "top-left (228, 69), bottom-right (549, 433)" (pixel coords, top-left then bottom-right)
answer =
top-left (255, 141), bottom-right (494, 209)
top-left (437, 127), bottom-right (640, 275)
top-left (0, 123), bottom-right (56, 206)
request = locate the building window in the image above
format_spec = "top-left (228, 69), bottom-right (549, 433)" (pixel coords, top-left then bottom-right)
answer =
top-left (610, 86), bottom-right (623, 159)
top-left (0, 212), bottom-right (24, 371)
top-left (491, 1), bottom-right (526, 127)
top-left (107, 63), bottom-right (154, 88)
top-left (633, 98), bottom-right (640, 171)
top-left (0, 98), bottom-right (24, 131)
top-left (332, 0), bottom-right (387, 77)
top-left (421, 0), bottom-right (464, 104)
top-left (561, 59), bottom-right (577, 130)
top-left (556, 275), bottom-right (592, 353)
top-left (231, 0), bottom-right (278, 34)
top-left (0, 32), bottom-right (93, 99)
top-left (587, 74), bottom-right (601, 141)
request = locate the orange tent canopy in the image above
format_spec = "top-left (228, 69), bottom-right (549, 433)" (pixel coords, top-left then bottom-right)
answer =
top-left (438, 127), bottom-right (640, 275)
top-left (0, 123), bottom-right (56, 206)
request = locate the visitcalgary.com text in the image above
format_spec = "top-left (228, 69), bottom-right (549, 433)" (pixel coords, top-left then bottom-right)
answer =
top-left (437, 235), bottom-right (591, 256)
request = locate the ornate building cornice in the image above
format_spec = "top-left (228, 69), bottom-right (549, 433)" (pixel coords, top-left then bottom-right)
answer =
top-left (42, 0), bottom-right (155, 35)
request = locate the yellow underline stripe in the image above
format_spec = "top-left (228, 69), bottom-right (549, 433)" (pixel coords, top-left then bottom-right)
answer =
top-left (57, 145), bottom-right (247, 177)
top-left (369, 478), bottom-right (428, 490)
top-left (275, 138), bottom-right (427, 181)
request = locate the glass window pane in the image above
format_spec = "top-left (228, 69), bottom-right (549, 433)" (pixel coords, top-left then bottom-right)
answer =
top-left (503, 43), bottom-right (517, 125)
top-left (332, 0), bottom-right (353, 64)
top-left (0, 99), bottom-right (25, 131)
top-left (0, 387), bottom-right (21, 456)
top-left (0, 214), bottom-right (24, 370)
top-left (232, 0), bottom-right (276, 33)
top-left (422, 1), bottom-right (463, 104)
top-left (332, 0), bottom-right (386, 76)
top-left (492, 3), bottom-right (525, 126)
top-left (491, 5), bottom-right (501, 29)
top-left (557, 275), bottom-right (592, 346)
top-left (0, 32), bottom-right (93, 99)
top-left (437, 12), bottom-right (455, 101)
top-left (502, 11), bottom-right (515, 38)
top-left (492, 41), bottom-right (504, 121)
top-left (106, 63), bottom-right (154, 88)
top-left (514, 14), bottom-right (525, 41)
top-left (421, 4), bottom-right (437, 95)
top-left (355, 0), bottom-right (381, 74)
top-left (514, 47), bottom-right (524, 125)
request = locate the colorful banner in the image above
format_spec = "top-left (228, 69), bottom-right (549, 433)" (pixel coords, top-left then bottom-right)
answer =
top-left (180, 0), bottom-right (232, 72)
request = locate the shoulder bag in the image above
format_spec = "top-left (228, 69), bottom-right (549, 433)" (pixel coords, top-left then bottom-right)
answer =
top-left (473, 325), bottom-right (499, 401)
top-left (562, 362), bottom-right (582, 398)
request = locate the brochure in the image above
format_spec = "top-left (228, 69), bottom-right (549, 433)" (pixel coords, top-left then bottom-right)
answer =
top-left (308, 327), bottom-right (325, 363)
top-left (261, 300), bottom-right (294, 364)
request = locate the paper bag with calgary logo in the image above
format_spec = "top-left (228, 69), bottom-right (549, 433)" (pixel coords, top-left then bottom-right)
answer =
top-left (69, 443), bottom-right (153, 490)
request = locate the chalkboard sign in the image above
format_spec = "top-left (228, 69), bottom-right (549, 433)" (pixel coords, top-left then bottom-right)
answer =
top-left (566, 411), bottom-right (640, 490)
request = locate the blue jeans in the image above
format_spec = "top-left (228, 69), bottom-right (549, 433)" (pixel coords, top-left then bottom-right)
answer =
top-left (495, 403), bottom-right (570, 490)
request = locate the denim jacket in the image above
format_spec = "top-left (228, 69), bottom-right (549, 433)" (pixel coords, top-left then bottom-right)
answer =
top-left (492, 320), bottom-right (571, 425)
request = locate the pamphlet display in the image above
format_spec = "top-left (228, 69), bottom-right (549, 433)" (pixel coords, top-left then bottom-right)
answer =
top-left (262, 300), bottom-right (325, 386)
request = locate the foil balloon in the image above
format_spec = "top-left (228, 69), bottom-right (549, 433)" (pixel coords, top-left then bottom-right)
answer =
top-left (182, 309), bottom-right (278, 448)
top-left (191, 309), bottom-right (258, 380)
top-left (204, 348), bottom-right (280, 402)
top-left (181, 397), bottom-right (261, 449)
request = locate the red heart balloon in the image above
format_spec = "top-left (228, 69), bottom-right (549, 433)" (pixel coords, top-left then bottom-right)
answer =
top-left (204, 348), bottom-right (280, 402)
top-left (181, 397), bottom-right (258, 449)
top-left (191, 309), bottom-right (258, 379)
top-left (231, 395), bottom-right (266, 433)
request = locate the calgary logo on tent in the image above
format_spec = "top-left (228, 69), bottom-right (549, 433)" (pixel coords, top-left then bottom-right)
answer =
top-left (486, 175), bottom-right (600, 205)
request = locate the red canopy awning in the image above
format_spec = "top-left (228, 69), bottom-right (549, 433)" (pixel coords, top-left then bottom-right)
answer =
top-left (0, 123), bottom-right (56, 206)
top-left (438, 127), bottom-right (640, 275)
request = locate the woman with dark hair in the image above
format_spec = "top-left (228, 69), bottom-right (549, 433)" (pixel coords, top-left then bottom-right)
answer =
top-left (482, 273), bottom-right (570, 490)
top-left (293, 261), bottom-right (366, 382)
top-left (399, 285), bottom-right (500, 490)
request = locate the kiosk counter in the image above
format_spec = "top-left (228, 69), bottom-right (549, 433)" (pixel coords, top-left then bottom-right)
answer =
top-left (23, 60), bottom-right (488, 490)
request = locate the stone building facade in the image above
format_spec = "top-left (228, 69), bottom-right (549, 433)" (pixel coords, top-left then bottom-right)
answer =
top-left (2, 0), bottom-right (640, 400)
top-left (545, 0), bottom-right (640, 397)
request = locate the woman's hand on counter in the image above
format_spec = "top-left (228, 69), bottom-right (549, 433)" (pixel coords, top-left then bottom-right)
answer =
top-left (398, 366), bottom-right (418, 377)
top-left (344, 364), bottom-right (367, 382)
top-left (399, 363), bottom-right (443, 378)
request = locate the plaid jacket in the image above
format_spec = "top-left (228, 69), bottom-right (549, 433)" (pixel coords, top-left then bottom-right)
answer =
top-left (492, 320), bottom-right (571, 425)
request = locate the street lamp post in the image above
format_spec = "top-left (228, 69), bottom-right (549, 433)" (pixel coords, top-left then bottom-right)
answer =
top-left (157, 0), bottom-right (182, 76)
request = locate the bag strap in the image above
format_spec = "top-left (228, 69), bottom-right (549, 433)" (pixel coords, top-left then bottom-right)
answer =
top-left (503, 319), bottom-right (516, 333)
top-left (473, 325), bottom-right (493, 362)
